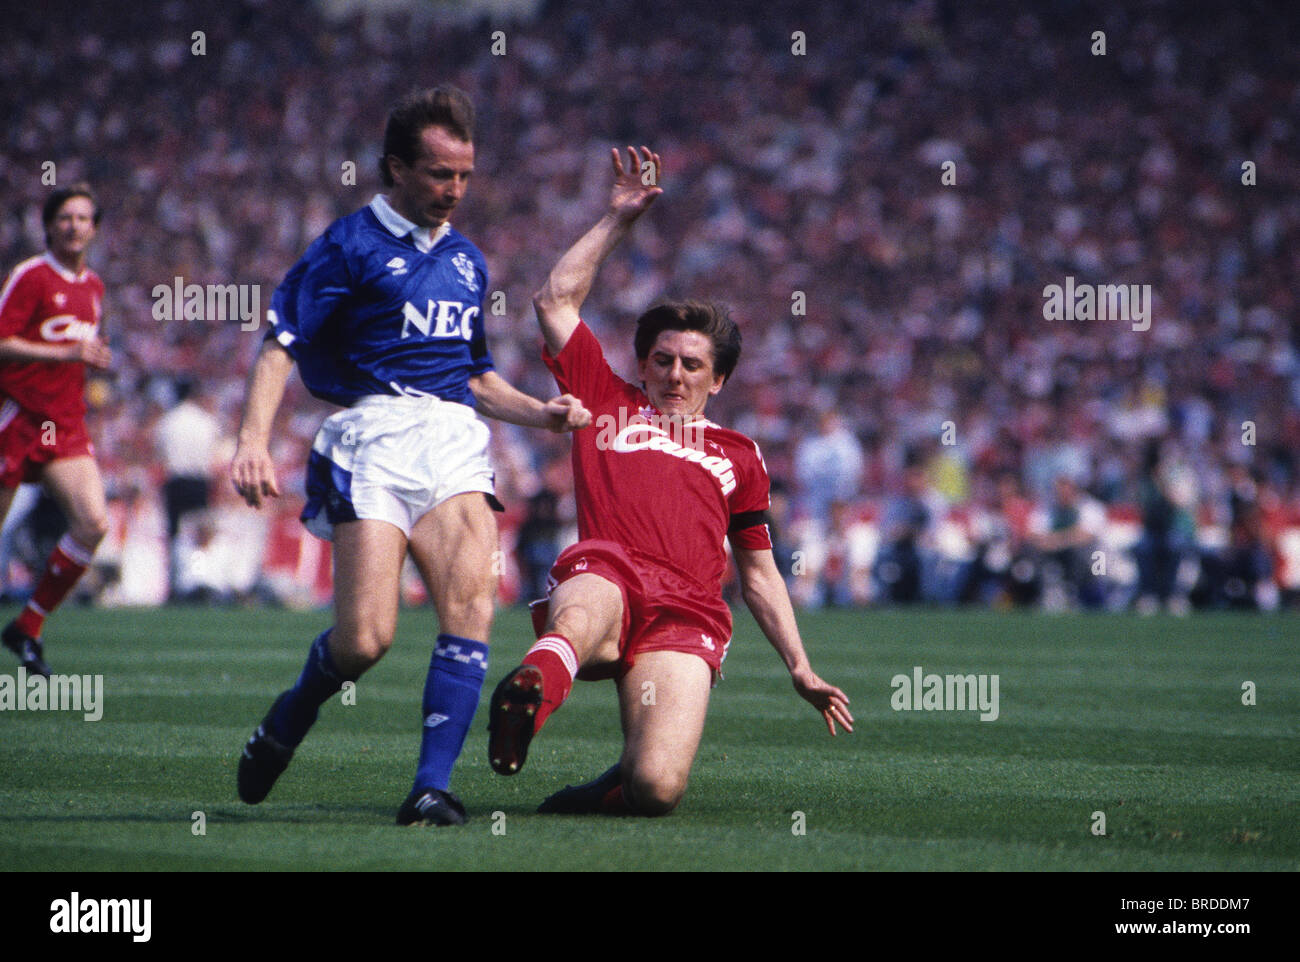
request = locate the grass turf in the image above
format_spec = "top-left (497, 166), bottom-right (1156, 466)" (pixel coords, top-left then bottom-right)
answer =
top-left (0, 605), bottom-right (1295, 871)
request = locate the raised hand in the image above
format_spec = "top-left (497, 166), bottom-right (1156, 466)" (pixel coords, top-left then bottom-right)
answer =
top-left (608, 145), bottom-right (663, 222)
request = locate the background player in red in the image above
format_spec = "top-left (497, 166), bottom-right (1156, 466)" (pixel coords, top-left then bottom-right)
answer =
top-left (0, 184), bottom-right (113, 677)
top-left (487, 147), bottom-right (854, 815)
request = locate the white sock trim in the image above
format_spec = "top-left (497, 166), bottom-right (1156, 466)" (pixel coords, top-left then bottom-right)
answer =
top-left (528, 634), bottom-right (578, 680)
top-left (56, 533), bottom-right (94, 568)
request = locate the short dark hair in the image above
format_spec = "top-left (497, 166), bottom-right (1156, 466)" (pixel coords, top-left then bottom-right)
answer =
top-left (378, 85), bottom-right (475, 186)
top-left (42, 183), bottom-right (101, 242)
top-left (633, 300), bottom-right (741, 383)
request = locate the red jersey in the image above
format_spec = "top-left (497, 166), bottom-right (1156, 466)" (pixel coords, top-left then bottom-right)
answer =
top-left (544, 321), bottom-right (772, 598)
top-left (0, 252), bottom-right (104, 420)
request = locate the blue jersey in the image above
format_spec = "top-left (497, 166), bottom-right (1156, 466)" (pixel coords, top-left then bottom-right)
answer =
top-left (268, 196), bottom-right (493, 407)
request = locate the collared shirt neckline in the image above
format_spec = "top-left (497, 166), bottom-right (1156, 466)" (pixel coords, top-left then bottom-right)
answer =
top-left (369, 194), bottom-right (451, 253)
top-left (42, 251), bottom-right (89, 283)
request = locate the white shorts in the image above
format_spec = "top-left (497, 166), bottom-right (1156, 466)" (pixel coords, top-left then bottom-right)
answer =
top-left (301, 394), bottom-right (498, 541)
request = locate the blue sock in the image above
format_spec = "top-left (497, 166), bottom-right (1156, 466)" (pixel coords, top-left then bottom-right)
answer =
top-left (267, 628), bottom-right (351, 748)
top-left (413, 634), bottom-right (489, 791)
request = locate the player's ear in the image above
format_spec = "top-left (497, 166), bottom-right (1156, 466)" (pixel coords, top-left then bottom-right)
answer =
top-left (385, 154), bottom-right (405, 186)
top-left (709, 371), bottom-right (725, 396)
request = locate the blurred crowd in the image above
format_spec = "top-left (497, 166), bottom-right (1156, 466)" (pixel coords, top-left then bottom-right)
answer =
top-left (1, 0), bottom-right (1297, 612)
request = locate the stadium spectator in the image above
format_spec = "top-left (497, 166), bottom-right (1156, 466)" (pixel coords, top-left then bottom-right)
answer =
top-left (513, 456), bottom-right (574, 603)
top-left (0, 184), bottom-right (113, 677)
top-left (1, 0), bottom-right (1297, 612)
top-left (875, 459), bottom-right (938, 604)
top-left (229, 87), bottom-right (590, 826)
top-left (1134, 441), bottom-right (1199, 615)
top-left (1030, 475), bottom-right (1108, 610)
top-left (794, 410), bottom-right (865, 528)
top-left (818, 499), bottom-right (877, 607)
top-left (1196, 463), bottom-right (1275, 610)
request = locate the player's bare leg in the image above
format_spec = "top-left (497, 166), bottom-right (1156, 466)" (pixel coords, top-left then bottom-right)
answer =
top-left (407, 491), bottom-right (497, 641)
top-left (238, 518), bottom-right (405, 805)
top-left (397, 492), bottom-right (498, 825)
top-left (39, 456), bottom-right (109, 552)
top-left (330, 518), bottom-right (406, 674)
top-left (533, 644), bottom-right (710, 816)
top-left (488, 573), bottom-right (622, 775)
top-left (614, 650), bottom-right (712, 815)
top-left (542, 573), bottom-right (624, 665)
top-left (4, 457), bottom-right (108, 677)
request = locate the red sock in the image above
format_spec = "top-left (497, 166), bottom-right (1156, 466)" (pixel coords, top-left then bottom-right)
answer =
top-left (16, 534), bottom-right (93, 638)
top-left (600, 783), bottom-right (631, 815)
top-left (522, 633), bottom-right (578, 732)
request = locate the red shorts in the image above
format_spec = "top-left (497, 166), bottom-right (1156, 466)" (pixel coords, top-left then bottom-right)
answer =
top-left (530, 539), bottom-right (733, 682)
top-left (0, 400), bottom-right (93, 488)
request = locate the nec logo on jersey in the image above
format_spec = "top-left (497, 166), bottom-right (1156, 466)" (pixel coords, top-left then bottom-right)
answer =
top-left (401, 299), bottom-right (479, 341)
top-left (451, 253), bottom-right (479, 295)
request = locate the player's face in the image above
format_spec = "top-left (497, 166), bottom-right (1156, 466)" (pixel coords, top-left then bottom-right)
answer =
top-left (47, 196), bottom-right (97, 262)
top-left (387, 125), bottom-right (474, 229)
top-left (637, 330), bottom-right (725, 418)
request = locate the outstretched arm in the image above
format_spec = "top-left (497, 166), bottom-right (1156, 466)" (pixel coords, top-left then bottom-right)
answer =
top-left (468, 370), bottom-right (591, 433)
top-left (0, 336), bottom-right (112, 368)
top-left (734, 544), bottom-right (855, 736)
top-left (533, 146), bottom-right (663, 356)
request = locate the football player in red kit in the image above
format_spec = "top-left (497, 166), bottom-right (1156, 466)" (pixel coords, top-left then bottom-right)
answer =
top-left (0, 185), bottom-right (113, 677)
top-left (487, 148), bottom-right (853, 815)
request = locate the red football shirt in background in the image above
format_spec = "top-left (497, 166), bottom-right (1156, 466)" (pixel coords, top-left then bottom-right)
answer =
top-left (0, 252), bottom-right (104, 421)
top-left (544, 321), bottom-right (772, 601)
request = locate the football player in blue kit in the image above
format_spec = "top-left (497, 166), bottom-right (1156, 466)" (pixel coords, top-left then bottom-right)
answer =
top-left (229, 86), bottom-right (590, 825)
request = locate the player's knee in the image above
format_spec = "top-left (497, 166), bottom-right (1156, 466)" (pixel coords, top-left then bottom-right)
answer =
top-left (70, 513), bottom-right (108, 548)
top-left (623, 764), bottom-right (687, 817)
top-left (332, 621), bottom-right (393, 671)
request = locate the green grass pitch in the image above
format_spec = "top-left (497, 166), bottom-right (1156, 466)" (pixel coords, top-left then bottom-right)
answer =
top-left (1, 605), bottom-right (1296, 871)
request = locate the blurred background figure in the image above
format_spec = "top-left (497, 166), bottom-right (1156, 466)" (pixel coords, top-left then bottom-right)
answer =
top-left (1195, 463), bottom-right (1276, 610)
top-left (154, 379), bottom-right (221, 600)
top-left (0, 484), bottom-right (42, 602)
top-left (818, 499), bottom-right (877, 607)
top-left (874, 457), bottom-right (939, 604)
top-left (1134, 441), bottom-right (1199, 615)
top-left (514, 456), bottom-right (575, 604)
top-left (795, 411), bottom-right (864, 530)
top-left (1030, 475), bottom-right (1107, 611)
